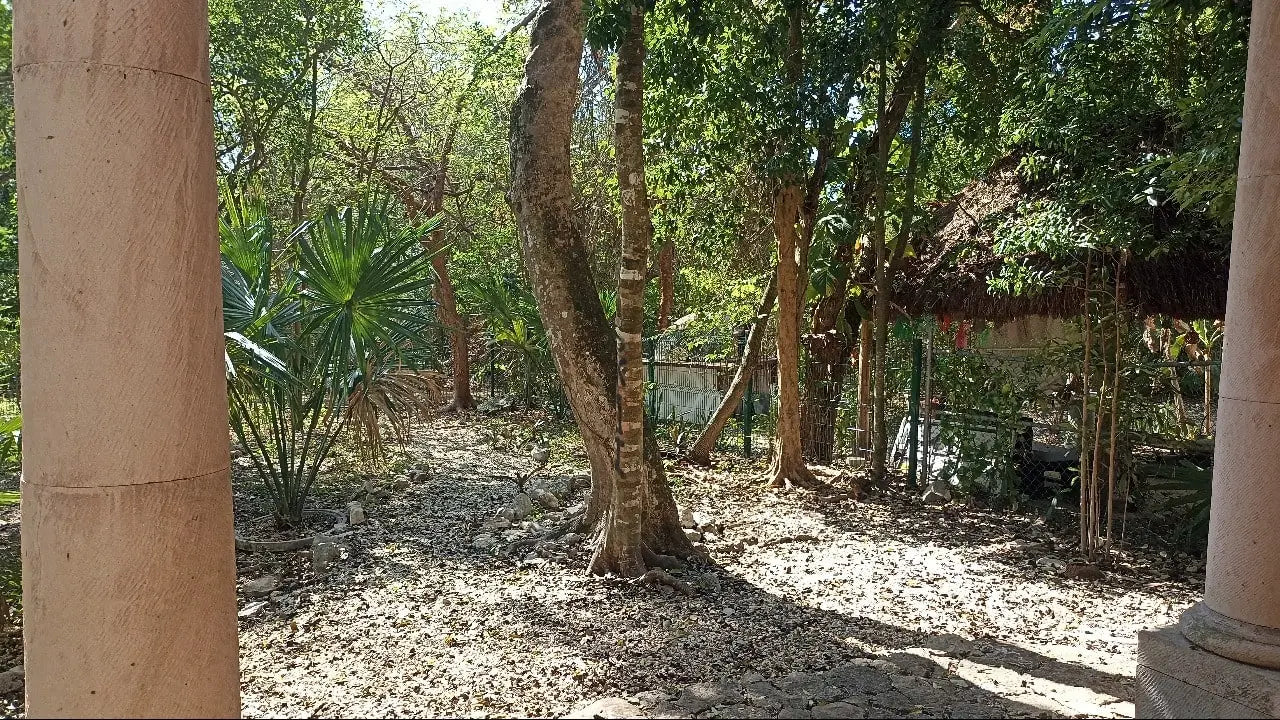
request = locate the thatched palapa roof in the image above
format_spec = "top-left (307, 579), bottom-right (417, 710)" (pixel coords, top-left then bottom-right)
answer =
top-left (895, 156), bottom-right (1229, 322)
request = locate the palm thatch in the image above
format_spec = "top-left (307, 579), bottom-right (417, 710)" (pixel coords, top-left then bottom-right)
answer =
top-left (895, 156), bottom-right (1229, 321)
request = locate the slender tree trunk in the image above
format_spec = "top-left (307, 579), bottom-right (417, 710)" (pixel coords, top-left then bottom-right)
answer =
top-left (686, 271), bottom-right (777, 465)
top-left (292, 52), bottom-right (319, 225)
top-left (658, 239), bottom-right (675, 331)
top-left (769, 184), bottom-right (818, 488)
top-left (857, 317), bottom-right (872, 457)
top-left (509, 0), bottom-right (691, 566)
top-left (591, 1), bottom-right (650, 577)
top-left (1080, 252), bottom-right (1093, 554)
top-left (1106, 255), bottom-right (1125, 550)
top-left (870, 34), bottom-right (892, 483)
top-left (801, 0), bottom-right (954, 419)
top-left (430, 249), bottom-right (474, 410)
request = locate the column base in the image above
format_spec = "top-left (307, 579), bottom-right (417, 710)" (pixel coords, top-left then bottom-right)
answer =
top-left (1137, 623), bottom-right (1280, 718)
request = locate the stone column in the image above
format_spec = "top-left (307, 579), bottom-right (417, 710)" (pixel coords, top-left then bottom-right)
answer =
top-left (14, 1), bottom-right (241, 717)
top-left (1182, 0), bottom-right (1280, 668)
top-left (1137, 2), bottom-right (1280, 717)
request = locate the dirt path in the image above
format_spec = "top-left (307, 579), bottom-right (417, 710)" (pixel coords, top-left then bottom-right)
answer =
top-left (235, 414), bottom-right (1201, 718)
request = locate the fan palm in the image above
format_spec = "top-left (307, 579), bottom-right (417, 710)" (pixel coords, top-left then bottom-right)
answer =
top-left (223, 194), bottom-right (441, 527)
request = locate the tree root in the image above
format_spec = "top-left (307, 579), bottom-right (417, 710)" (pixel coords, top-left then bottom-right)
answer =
top-left (504, 510), bottom-right (586, 554)
top-left (678, 450), bottom-right (713, 468)
top-left (635, 568), bottom-right (695, 596)
top-left (642, 547), bottom-right (686, 571)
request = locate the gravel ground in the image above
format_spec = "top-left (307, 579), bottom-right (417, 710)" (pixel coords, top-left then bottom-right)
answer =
top-left (233, 412), bottom-right (1203, 719)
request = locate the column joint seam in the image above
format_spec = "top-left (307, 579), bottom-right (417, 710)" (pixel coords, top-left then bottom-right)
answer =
top-left (1220, 394), bottom-right (1280, 407)
top-left (14, 59), bottom-right (208, 88)
top-left (24, 465), bottom-right (231, 491)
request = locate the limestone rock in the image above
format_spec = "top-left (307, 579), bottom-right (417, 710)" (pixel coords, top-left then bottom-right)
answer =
top-left (497, 505), bottom-right (517, 522)
top-left (347, 501), bottom-right (367, 526)
top-left (813, 701), bottom-right (867, 719)
top-left (237, 601), bottom-right (268, 619)
top-left (392, 475), bottom-right (411, 490)
top-left (683, 528), bottom-right (703, 543)
top-left (678, 505), bottom-right (696, 529)
top-left (532, 476), bottom-right (572, 500)
top-left (484, 516), bottom-right (512, 531)
top-left (512, 492), bottom-right (534, 519)
top-left (532, 487), bottom-right (561, 510)
top-left (311, 539), bottom-right (341, 572)
top-left (0, 666), bottom-right (23, 695)
top-left (243, 575), bottom-right (280, 597)
top-left (922, 478), bottom-right (952, 504)
top-left (564, 697), bottom-right (644, 719)
top-left (923, 633), bottom-right (975, 657)
top-left (472, 533), bottom-right (498, 550)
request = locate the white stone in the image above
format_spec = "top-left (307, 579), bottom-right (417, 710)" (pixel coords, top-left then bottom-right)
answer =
top-left (472, 533), bottom-right (498, 550)
top-left (347, 501), bottom-right (367, 525)
top-left (679, 505), bottom-right (696, 529)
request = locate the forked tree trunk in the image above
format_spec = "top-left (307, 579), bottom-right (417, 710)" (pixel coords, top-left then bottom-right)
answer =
top-left (509, 0), bottom-right (691, 566)
top-left (800, 1), bottom-right (953, 430)
top-left (591, 0), bottom-right (650, 577)
top-left (658, 239), bottom-right (675, 331)
top-left (686, 271), bottom-right (777, 465)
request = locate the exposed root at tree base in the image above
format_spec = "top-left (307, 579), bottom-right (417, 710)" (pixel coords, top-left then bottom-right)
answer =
top-left (642, 547), bottom-right (686, 570)
top-left (635, 568), bottom-right (695, 596)
top-left (678, 451), bottom-right (713, 468)
top-left (766, 464), bottom-right (824, 491)
top-left (505, 511), bottom-right (585, 553)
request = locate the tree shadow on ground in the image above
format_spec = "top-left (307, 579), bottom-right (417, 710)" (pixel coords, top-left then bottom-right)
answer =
top-left (233, 422), bottom-right (1148, 718)
top-left (512, 562), bottom-right (1114, 719)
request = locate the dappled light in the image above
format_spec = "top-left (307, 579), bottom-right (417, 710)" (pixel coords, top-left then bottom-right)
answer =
top-left (1, 0), bottom-right (1270, 716)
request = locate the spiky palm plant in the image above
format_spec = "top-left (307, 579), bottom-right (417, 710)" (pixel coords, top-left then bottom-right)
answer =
top-left (223, 194), bottom-right (440, 528)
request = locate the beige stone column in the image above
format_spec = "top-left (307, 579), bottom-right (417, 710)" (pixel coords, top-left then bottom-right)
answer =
top-left (1178, 0), bottom-right (1280, 670)
top-left (14, 1), bottom-right (241, 716)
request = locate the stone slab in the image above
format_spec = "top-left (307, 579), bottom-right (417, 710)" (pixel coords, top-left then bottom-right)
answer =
top-left (1137, 624), bottom-right (1280, 718)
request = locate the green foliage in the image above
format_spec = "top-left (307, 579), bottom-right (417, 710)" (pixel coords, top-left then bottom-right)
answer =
top-left (459, 272), bottom-right (551, 407)
top-left (1148, 458), bottom-right (1211, 542)
top-left (224, 194), bottom-right (440, 526)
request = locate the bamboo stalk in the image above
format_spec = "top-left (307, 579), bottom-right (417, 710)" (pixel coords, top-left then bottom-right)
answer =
top-left (1080, 252), bottom-right (1092, 554)
top-left (1105, 253), bottom-right (1126, 551)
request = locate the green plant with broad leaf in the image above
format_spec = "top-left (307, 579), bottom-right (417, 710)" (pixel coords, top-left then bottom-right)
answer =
top-left (223, 193), bottom-right (441, 528)
top-left (1149, 458), bottom-right (1212, 542)
top-left (460, 272), bottom-right (551, 408)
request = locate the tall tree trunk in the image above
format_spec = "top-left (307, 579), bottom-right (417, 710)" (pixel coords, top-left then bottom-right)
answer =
top-left (770, 184), bottom-right (819, 488)
top-left (686, 272), bottom-right (777, 465)
top-left (509, 0), bottom-right (691, 566)
top-left (292, 51), bottom-right (319, 225)
top-left (870, 33), bottom-right (892, 482)
top-left (657, 239), bottom-right (675, 331)
top-left (768, 3), bottom-right (819, 489)
top-left (591, 1), bottom-right (650, 577)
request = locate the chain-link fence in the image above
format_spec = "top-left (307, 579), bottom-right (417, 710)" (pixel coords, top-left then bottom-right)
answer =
top-left (464, 312), bottom-right (1218, 525)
